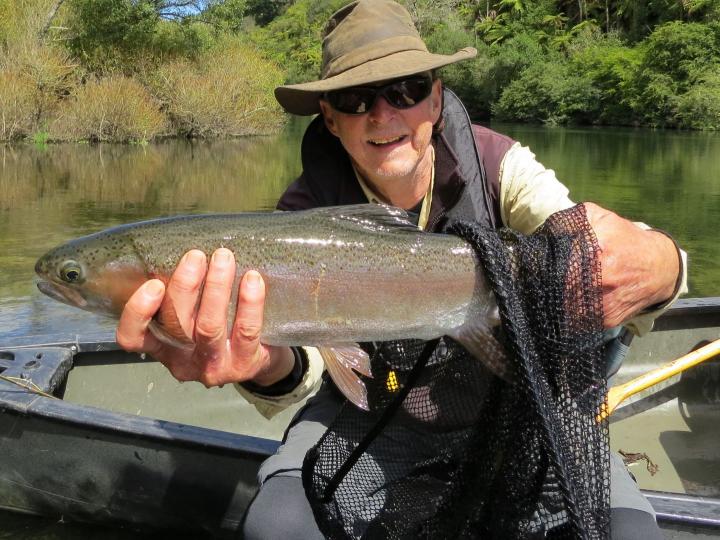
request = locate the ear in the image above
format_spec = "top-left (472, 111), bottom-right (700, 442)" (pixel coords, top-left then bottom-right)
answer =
top-left (319, 99), bottom-right (340, 137)
top-left (429, 79), bottom-right (443, 124)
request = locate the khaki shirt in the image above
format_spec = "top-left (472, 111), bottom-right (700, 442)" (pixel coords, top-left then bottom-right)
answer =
top-left (236, 142), bottom-right (689, 418)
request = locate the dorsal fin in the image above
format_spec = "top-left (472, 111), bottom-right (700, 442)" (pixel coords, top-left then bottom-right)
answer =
top-left (306, 203), bottom-right (420, 234)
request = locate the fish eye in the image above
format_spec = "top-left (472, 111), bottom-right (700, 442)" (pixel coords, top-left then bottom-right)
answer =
top-left (59, 261), bottom-right (84, 284)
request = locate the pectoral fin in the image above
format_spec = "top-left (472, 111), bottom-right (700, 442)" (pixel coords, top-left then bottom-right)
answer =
top-left (148, 320), bottom-right (195, 351)
top-left (319, 345), bottom-right (372, 411)
top-left (450, 321), bottom-right (511, 381)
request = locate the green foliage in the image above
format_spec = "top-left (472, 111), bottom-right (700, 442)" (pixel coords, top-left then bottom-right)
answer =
top-left (200, 0), bottom-right (248, 32)
top-left (675, 69), bottom-right (720, 129)
top-left (65, 0), bottom-right (220, 72)
top-left (67, 0), bottom-right (159, 68)
top-left (493, 58), bottom-right (600, 124)
top-left (31, 128), bottom-right (50, 147)
top-left (250, 0), bottom-right (350, 84)
top-left (629, 21), bottom-right (720, 126)
top-left (568, 32), bottom-right (640, 125)
top-left (641, 21), bottom-right (720, 84)
top-left (4, 0), bottom-right (720, 136)
top-left (246, 0), bottom-right (292, 26)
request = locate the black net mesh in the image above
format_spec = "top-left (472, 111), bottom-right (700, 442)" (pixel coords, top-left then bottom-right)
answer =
top-left (302, 204), bottom-right (610, 539)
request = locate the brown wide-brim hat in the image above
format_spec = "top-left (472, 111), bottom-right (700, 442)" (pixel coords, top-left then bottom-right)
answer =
top-left (275, 0), bottom-right (477, 116)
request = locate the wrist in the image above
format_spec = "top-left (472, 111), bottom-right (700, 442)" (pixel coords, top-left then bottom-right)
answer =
top-left (647, 228), bottom-right (682, 308)
top-left (240, 347), bottom-right (307, 397)
top-left (249, 346), bottom-right (296, 387)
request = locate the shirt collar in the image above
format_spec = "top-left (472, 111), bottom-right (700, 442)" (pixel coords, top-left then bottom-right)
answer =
top-left (351, 146), bottom-right (435, 231)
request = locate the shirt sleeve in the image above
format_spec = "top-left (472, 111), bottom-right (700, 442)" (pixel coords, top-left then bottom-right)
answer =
top-left (498, 142), bottom-right (689, 336)
top-left (234, 347), bottom-right (326, 419)
top-left (498, 143), bottom-right (575, 234)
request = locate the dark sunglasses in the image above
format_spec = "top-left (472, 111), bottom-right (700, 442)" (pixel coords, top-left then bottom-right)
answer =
top-left (324, 74), bottom-right (434, 115)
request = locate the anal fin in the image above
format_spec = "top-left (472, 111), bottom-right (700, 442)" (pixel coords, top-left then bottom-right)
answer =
top-left (319, 345), bottom-right (372, 411)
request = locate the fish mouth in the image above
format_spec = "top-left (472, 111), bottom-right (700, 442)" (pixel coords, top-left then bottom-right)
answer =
top-left (37, 280), bottom-right (88, 309)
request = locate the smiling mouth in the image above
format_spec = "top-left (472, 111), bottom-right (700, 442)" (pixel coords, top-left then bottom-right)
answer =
top-left (368, 135), bottom-right (406, 146)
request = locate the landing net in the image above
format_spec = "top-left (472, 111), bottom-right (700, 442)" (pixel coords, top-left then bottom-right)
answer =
top-left (303, 204), bottom-right (610, 539)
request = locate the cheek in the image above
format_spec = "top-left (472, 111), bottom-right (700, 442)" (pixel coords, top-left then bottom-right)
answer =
top-left (88, 267), bottom-right (150, 315)
top-left (410, 118), bottom-right (434, 151)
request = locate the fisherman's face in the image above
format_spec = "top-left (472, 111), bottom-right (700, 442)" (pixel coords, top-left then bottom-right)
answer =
top-left (320, 75), bottom-right (442, 189)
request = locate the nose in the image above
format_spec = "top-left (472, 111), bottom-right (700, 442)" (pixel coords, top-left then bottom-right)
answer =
top-left (367, 94), bottom-right (396, 123)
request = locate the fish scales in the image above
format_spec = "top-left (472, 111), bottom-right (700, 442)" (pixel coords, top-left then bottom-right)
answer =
top-left (35, 205), bottom-right (509, 409)
top-left (35, 205), bottom-right (494, 347)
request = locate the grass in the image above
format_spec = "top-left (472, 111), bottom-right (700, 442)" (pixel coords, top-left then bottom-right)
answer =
top-left (145, 39), bottom-right (286, 138)
top-left (0, 7), bottom-right (287, 143)
top-left (51, 75), bottom-right (167, 143)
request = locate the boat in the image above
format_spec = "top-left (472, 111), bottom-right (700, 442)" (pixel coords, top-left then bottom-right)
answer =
top-left (1, 297), bottom-right (719, 537)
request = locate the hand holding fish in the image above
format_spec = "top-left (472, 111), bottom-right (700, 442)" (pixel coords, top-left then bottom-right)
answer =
top-left (115, 248), bottom-right (296, 388)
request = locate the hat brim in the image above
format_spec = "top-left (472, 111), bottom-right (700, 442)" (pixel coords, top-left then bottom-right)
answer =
top-left (275, 47), bottom-right (477, 116)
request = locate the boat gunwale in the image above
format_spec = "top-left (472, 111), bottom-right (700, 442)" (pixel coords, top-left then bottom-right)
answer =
top-left (2, 297), bottom-right (720, 531)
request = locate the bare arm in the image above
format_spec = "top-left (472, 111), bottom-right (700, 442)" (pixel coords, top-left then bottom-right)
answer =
top-left (116, 248), bottom-right (295, 388)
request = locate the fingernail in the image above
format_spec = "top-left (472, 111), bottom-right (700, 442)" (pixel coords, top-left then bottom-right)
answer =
top-left (182, 250), bottom-right (205, 269)
top-left (245, 271), bottom-right (261, 288)
top-left (145, 280), bottom-right (164, 298)
top-left (212, 249), bottom-right (233, 265)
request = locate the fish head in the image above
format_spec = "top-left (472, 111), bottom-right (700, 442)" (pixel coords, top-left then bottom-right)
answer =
top-left (35, 231), bottom-right (150, 319)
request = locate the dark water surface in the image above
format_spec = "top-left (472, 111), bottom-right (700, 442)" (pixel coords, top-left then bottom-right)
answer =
top-left (1, 120), bottom-right (719, 536)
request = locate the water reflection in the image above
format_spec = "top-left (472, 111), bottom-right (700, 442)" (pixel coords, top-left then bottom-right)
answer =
top-left (490, 124), bottom-right (720, 297)
top-left (1, 120), bottom-right (719, 342)
top-left (0, 120), bottom-right (309, 340)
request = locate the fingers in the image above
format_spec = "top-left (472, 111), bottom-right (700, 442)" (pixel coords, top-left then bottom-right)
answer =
top-left (194, 248), bottom-right (236, 348)
top-left (119, 249), bottom-right (272, 387)
top-left (156, 250), bottom-right (207, 341)
top-left (116, 279), bottom-right (165, 357)
top-left (230, 270), bottom-right (266, 362)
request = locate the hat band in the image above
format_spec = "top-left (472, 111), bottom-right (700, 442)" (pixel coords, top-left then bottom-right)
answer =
top-left (322, 35), bottom-right (429, 79)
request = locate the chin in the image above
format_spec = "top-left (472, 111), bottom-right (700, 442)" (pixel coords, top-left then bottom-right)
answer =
top-left (374, 160), bottom-right (418, 178)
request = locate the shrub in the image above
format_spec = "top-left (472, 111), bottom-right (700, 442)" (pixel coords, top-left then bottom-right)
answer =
top-left (493, 59), bottom-right (600, 125)
top-left (568, 33), bottom-right (641, 125)
top-left (641, 21), bottom-right (720, 85)
top-left (52, 75), bottom-right (166, 142)
top-left (675, 69), bottom-right (720, 129)
top-left (250, 0), bottom-right (350, 84)
top-left (147, 39), bottom-right (285, 137)
top-left (0, 68), bottom-right (37, 140)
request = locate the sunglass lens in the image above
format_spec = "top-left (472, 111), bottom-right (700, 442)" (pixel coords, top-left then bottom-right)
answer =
top-left (385, 78), bottom-right (432, 109)
top-left (327, 75), bottom-right (433, 114)
top-left (329, 88), bottom-right (376, 114)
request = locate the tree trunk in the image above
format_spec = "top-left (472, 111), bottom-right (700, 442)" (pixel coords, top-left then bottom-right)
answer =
top-left (40, 0), bottom-right (66, 40)
top-left (605, 0), bottom-right (609, 32)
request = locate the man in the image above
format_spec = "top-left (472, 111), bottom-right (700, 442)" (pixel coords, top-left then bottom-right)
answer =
top-left (116, 1), bottom-right (686, 538)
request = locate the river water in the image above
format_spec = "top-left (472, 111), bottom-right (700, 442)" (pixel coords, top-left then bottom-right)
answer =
top-left (1, 120), bottom-right (719, 536)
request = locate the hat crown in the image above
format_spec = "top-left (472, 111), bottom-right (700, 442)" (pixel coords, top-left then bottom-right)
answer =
top-left (321, 0), bottom-right (428, 79)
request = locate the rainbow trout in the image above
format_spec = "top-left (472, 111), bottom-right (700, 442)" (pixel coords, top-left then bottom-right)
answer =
top-left (35, 204), bottom-right (504, 409)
